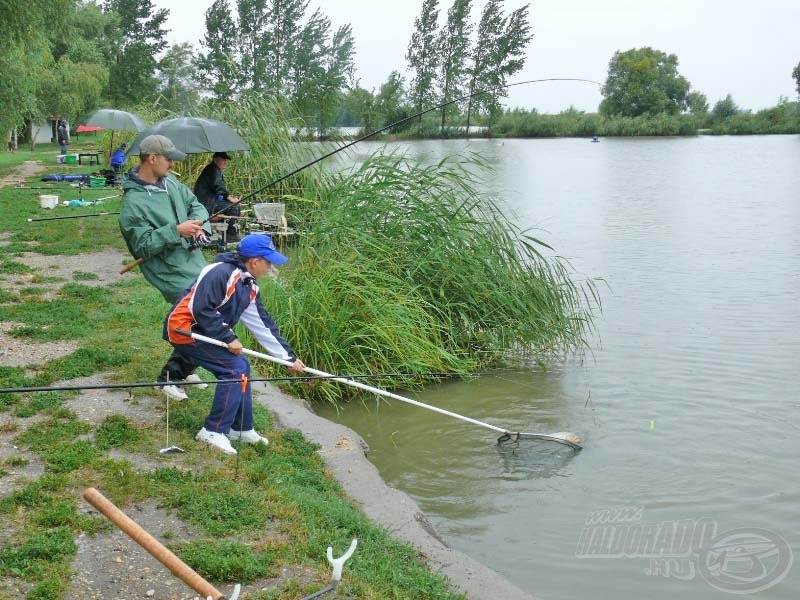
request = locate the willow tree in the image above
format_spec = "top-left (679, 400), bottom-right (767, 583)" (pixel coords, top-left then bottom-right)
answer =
top-left (201, 0), bottom-right (352, 128)
top-left (711, 94), bottom-right (740, 120)
top-left (265, 0), bottom-right (309, 96)
top-left (197, 0), bottom-right (240, 100)
top-left (0, 0), bottom-right (67, 138)
top-left (157, 43), bottom-right (200, 112)
top-left (316, 24), bottom-right (355, 130)
top-left (289, 9), bottom-right (330, 119)
top-left (687, 90), bottom-right (709, 115)
top-left (466, 1), bottom-right (532, 129)
top-left (286, 13), bottom-right (355, 130)
top-left (374, 71), bottom-right (408, 130)
top-left (236, 0), bottom-right (271, 91)
top-left (103, 0), bottom-right (170, 105)
top-left (793, 61), bottom-right (800, 97)
top-left (0, 0), bottom-right (113, 144)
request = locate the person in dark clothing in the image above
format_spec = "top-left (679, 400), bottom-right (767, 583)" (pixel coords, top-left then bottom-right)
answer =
top-left (57, 120), bottom-right (69, 155)
top-left (193, 152), bottom-right (242, 243)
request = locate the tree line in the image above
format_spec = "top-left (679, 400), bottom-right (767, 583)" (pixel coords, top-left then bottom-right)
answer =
top-left (3, 1), bottom-right (798, 144)
top-left (0, 0), bottom-right (534, 142)
top-left (584, 46), bottom-right (800, 136)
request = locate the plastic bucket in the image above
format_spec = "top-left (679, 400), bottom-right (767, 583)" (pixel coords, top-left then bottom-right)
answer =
top-left (64, 154), bottom-right (78, 164)
top-left (39, 194), bottom-right (59, 209)
top-left (89, 176), bottom-right (105, 188)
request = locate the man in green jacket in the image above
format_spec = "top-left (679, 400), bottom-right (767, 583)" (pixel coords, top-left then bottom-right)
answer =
top-left (119, 134), bottom-right (213, 400)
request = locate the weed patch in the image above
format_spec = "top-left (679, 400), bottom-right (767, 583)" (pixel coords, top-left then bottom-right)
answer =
top-left (0, 260), bottom-right (34, 275)
top-left (94, 415), bottom-right (142, 450)
top-left (172, 539), bottom-right (274, 582)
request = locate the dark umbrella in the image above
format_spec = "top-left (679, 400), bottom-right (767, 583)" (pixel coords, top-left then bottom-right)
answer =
top-left (84, 109), bottom-right (146, 132)
top-left (84, 109), bottom-right (147, 157)
top-left (127, 117), bottom-right (249, 155)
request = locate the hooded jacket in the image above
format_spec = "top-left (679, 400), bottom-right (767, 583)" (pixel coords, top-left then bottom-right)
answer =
top-left (110, 147), bottom-right (127, 168)
top-left (119, 166), bottom-right (211, 303)
top-left (164, 251), bottom-right (297, 362)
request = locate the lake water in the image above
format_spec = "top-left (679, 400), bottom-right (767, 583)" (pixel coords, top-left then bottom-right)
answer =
top-left (316, 136), bottom-right (800, 599)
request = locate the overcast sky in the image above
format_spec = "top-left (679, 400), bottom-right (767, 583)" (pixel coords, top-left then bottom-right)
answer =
top-left (156, 0), bottom-right (800, 114)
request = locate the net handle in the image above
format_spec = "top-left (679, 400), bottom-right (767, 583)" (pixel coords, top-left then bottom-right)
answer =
top-left (175, 329), bottom-right (581, 449)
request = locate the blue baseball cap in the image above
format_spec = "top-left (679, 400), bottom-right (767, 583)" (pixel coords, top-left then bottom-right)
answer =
top-left (237, 234), bottom-right (288, 265)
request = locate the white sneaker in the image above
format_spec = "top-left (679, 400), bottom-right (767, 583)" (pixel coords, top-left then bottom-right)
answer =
top-left (226, 429), bottom-right (269, 445)
top-left (158, 384), bottom-right (188, 401)
top-left (195, 427), bottom-right (237, 455)
top-left (184, 373), bottom-right (209, 389)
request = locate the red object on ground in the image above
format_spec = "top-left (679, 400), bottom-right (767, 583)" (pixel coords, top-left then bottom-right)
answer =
top-left (76, 124), bottom-right (104, 133)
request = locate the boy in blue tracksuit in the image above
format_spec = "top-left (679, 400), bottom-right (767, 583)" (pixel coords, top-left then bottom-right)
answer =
top-left (165, 233), bottom-right (305, 455)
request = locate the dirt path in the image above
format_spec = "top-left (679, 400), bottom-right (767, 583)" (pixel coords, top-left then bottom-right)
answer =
top-left (0, 160), bottom-right (45, 186)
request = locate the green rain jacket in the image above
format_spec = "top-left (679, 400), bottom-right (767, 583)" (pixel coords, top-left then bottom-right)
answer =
top-left (119, 166), bottom-right (212, 303)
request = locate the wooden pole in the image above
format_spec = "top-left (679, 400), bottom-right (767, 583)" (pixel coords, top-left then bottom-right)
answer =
top-left (83, 487), bottom-right (226, 600)
top-left (119, 257), bottom-right (143, 274)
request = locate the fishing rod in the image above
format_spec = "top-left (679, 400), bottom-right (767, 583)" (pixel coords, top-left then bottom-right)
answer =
top-left (121, 76), bottom-right (601, 273)
top-left (28, 210), bottom-right (121, 223)
top-left (0, 372), bottom-right (470, 395)
top-left (228, 76), bottom-right (602, 210)
top-left (27, 193), bottom-right (123, 222)
top-left (15, 185), bottom-right (73, 190)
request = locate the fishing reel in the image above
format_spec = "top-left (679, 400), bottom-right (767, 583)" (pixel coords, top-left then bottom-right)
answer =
top-left (189, 231), bottom-right (211, 249)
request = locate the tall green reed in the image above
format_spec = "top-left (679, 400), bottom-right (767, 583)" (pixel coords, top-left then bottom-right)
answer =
top-left (259, 151), bottom-right (599, 403)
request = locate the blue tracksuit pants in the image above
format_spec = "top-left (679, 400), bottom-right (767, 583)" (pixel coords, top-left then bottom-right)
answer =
top-left (172, 341), bottom-right (253, 433)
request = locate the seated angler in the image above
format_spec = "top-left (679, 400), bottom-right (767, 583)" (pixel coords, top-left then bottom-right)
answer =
top-left (193, 151), bottom-right (242, 243)
top-left (110, 142), bottom-right (128, 174)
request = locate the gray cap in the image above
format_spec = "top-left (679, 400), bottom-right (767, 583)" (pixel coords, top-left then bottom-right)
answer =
top-left (139, 134), bottom-right (186, 161)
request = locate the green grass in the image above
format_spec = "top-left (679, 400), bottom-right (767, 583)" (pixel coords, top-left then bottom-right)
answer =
top-left (0, 260), bottom-right (34, 274)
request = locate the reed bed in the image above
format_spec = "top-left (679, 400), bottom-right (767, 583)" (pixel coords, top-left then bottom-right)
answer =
top-left (258, 151), bottom-right (599, 403)
top-left (209, 96), bottom-right (321, 198)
